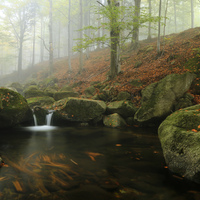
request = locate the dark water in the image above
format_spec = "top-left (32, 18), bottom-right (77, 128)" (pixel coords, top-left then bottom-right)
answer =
top-left (0, 126), bottom-right (199, 200)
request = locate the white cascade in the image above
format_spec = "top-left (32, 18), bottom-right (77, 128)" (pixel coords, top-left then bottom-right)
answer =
top-left (46, 111), bottom-right (54, 126)
top-left (33, 114), bottom-right (38, 126)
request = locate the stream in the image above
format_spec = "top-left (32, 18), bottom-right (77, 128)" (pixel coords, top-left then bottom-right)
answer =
top-left (0, 126), bottom-right (199, 200)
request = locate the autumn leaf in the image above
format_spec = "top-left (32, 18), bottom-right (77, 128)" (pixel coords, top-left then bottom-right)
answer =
top-left (192, 129), bottom-right (198, 132)
top-left (85, 152), bottom-right (103, 161)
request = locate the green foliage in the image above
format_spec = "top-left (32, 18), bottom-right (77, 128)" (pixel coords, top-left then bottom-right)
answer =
top-left (73, 2), bottom-right (159, 53)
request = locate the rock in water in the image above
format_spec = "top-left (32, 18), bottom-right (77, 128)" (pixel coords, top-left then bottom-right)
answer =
top-left (158, 104), bottom-right (200, 184)
top-left (62, 97), bottom-right (106, 122)
top-left (134, 72), bottom-right (196, 123)
top-left (0, 88), bottom-right (32, 128)
top-left (103, 113), bottom-right (127, 128)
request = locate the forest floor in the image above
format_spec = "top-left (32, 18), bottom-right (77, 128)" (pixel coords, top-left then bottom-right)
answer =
top-left (27, 27), bottom-right (200, 105)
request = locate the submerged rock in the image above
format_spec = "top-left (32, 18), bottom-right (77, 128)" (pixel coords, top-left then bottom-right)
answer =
top-left (103, 113), bottom-right (127, 128)
top-left (0, 88), bottom-right (33, 128)
top-left (134, 72), bottom-right (196, 123)
top-left (158, 104), bottom-right (200, 184)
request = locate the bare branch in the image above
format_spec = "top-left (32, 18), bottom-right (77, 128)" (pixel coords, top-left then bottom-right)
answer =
top-left (38, 36), bottom-right (49, 52)
top-left (97, 1), bottom-right (105, 7)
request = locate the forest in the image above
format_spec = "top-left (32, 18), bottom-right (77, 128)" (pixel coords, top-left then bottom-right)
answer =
top-left (1, 1), bottom-right (200, 199)
top-left (0, 0), bottom-right (199, 81)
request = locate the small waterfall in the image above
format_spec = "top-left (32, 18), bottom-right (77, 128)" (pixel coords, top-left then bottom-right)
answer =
top-left (46, 111), bottom-right (54, 126)
top-left (33, 114), bottom-right (38, 126)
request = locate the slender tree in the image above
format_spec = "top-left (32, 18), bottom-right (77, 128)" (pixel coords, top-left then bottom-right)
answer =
top-left (157, 0), bottom-right (162, 54)
top-left (132, 0), bottom-right (141, 49)
top-left (107, 0), bottom-right (120, 78)
top-left (173, 0), bottom-right (177, 33)
top-left (191, 0), bottom-right (194, 28)
top-left (49, 0), bottom-right (54, 75)
top-left (68, 0), bottom-right (72, 71)
top-left (147, 0), bottom-right (152, 40)
top-left (79, 0), bottom-right (83, 72)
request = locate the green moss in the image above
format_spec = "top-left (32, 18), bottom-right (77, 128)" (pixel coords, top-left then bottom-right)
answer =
top-left (0, 88), bottom-right (27, 113)
top-left (62, 98), bottom-right (106, 122)
top-left (27, 96), bottom-right (55, 108)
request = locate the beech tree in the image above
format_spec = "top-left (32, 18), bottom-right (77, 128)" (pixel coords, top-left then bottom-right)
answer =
top-left (132, 0), bottom-right (141, 49)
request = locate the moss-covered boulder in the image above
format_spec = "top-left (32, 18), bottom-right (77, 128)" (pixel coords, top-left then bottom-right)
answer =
top-left (84, 86), bottom-right (96, 98)
top-left (103, 113), bottom-right (127, 128)
top-left (61, 97), bottom-right (106, 122)
top-left (158, 105), bottom-right (200, 184)
top-left (9, 82), bottom-right (24, 95)
top-left (44, 88), bottom-right (57, 98)
top-left (0, 88), bottom-right (33, 128)
top-left (27, 96), bottom-right (55, 108)
top-left (174, 93), bottom-right (194, 111)
top-left (60, 84), bottom-right (73, 92)
top-left (98, 86), bottom-right (117, 102)
top-left (24, 85), bottom-right (45, 98)
top-left (117, 91), bottom-right (131, 101)
top-left (107, 101), bottom-right (137, 118)
top-left (134, 72), bottom-right (196, 123)
top-left (54, 91), bottom-right (79, 101)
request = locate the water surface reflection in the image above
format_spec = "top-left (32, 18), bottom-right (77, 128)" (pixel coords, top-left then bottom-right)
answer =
top-left (0, 127), bottom-right (199, 200)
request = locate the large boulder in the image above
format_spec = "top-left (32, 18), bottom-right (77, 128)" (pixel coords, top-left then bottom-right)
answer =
top-left (9, 82), bottom-right (24, 95)
top-left (24, 85), bottom-right (45, 98)
top-left (158, 105), bottom-right (200, 184)
top-left (0, 88), bottom-right (33, 128)
top-left (134, 72), bottom-right (196, 123)
top-left (27, 96), bottom-right (55, 108)
top-left (54, 91), bottom-right (79, 101)
top-left (103, 113), bottom-right (127, 128)
top-left (61, 97), bottom-right (106, 122)
top-left (107, 101), bottom-right (137, 118)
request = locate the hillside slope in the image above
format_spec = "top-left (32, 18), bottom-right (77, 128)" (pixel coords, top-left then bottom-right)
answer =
top-left (35, 27), bottom-right (200, 105)
top-left (2, 27), bottom-right (200, 105)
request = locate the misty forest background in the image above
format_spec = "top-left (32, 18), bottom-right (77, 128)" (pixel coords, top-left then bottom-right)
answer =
top-left (0, 0), bottom-right (199, 82)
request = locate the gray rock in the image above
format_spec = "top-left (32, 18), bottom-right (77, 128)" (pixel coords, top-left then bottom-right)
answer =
top-left (158, 104), bottom-right (200, 183)
top-left (134, 72), bottom-right (196, 123)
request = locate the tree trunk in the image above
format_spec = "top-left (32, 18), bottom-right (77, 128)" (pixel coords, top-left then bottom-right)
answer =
top-left (49, 0), bottom-right (54, 75)
top-left (108, 0), bottom-right (120, 79)
top-left (191, 0), bottom-right (194, 28)
top-left (32, 11), bottom-right (36, 67)
top-left (157, 0), bottom-right (162, 54)
top-left (40, 15), bottom-right (44, 62)
top-left (147, 0), bottom-right (152, 41)
top-left (68, 0), bottom-right (72, 71)
top-left (79, 0), bottom-right (83, 72)
top-left (18, 7), bottom-right (25, 80)
top-left (97, 2), bottom-right (101, 49)
top-left (132, 0), bottom-right (141, 50)
top-left (173, 0), bottom-right (177, 33)
top-left (58, 20), bottom-right (61, 58)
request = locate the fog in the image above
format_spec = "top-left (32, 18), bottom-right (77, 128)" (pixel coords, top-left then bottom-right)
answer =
top-left (0, 0), bottom-right (199, 82)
